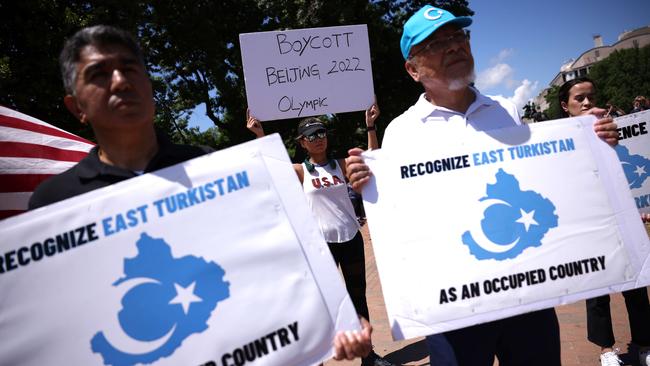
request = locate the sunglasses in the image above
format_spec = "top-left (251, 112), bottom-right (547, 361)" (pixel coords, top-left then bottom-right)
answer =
top-left (303, 131), bottom-right (327, 142)
top-left (408, 29), bottom-right (470, 59)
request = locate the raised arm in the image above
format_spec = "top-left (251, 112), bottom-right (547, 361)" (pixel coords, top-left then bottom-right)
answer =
top-left (365, 102), bottom-right (380, 150)
top-left (246, 109), bottom-right (265, 138)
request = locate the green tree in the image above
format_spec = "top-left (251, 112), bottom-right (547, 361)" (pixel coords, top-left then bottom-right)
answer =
top-left (543, 45), bottom-right (650, 118)
top-left (1, 0), bottom-right (472, 157)
top-left (589, 45), bottom-right (650, 112)
top-left (0, 1), bottom-right (146, 140)
top-left (543, 85), bottom-right (562, 120)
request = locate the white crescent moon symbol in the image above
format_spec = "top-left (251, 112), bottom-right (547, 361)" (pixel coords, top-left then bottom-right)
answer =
top-left (100, 278), bottom-right (177, 355)
top-left (424, 8), bottom-right (443, 20)
top-left (468, 198), bottom-right (519, 253)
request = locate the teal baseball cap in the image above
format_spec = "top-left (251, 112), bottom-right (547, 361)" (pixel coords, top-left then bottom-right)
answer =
top-left (400, 5), bottom-right (472, 60)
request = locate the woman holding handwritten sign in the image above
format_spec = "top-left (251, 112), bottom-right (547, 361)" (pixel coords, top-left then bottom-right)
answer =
top-left (247, 104), bottom-right (394, 366)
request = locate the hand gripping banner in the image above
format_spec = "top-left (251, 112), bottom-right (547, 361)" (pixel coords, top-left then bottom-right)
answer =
top-left (362, 116), bottom-right (650, 340)
top-left (0, 135), bottom-right (359, 366)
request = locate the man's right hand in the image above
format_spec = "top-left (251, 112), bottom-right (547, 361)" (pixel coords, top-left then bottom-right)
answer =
top-left (246, 109), bottom-right (264, 138)
top-left (332, 317), bottom-right (372, 360)
top-left (346, 148), bottom-right (372, 193)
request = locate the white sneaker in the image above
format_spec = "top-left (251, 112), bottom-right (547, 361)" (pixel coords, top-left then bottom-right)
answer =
top-left (599, 350), bottom-right (622, 366)
top-left (640, 349), bottom-right (650, 366)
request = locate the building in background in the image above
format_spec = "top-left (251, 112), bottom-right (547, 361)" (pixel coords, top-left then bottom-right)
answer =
top-left (534, 25), bottom-right (650, 111)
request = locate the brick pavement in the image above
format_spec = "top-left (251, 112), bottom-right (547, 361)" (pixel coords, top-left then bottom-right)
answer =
top-left (326, 224), bottom-right (650, 366)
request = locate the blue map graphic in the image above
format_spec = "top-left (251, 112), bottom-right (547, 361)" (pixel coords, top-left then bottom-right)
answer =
top-left (91, 233), bottom-right (229, 366)
top-left (462, 169), bottom-right (558, 260)
top-left (615, 145), bottom-right (650, 189)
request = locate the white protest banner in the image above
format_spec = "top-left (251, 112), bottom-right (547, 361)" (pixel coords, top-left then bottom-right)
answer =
top-left (0, 134), bottom-right (360, 366)
top-left (240, 25), bottom-right (374, 121)
top-left (614, 109), bottom-right (650, 214)
top-left (361, 116), bottom-right (650, 340)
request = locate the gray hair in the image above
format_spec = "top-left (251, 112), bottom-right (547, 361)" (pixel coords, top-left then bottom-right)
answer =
top-left (59, 25), bottom-right (145, 95)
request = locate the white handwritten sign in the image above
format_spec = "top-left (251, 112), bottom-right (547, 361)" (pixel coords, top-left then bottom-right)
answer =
top-left (361, 116), bottom-right (650, 340)
top-left (614, 110), bottom-right (650, 214)
top-left (0, 135), bottom-right (360, 365)
top-left (240, 24), bottom-right (374, 121)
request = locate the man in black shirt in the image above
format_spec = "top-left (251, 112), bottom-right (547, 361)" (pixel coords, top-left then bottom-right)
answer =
top-left (29, 25), bottom-right (210, 209)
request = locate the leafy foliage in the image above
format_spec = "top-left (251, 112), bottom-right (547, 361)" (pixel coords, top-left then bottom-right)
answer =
top-left (589, 46), bottom-right (650, 112)
top-left (1, 0), bottom-right (472, 159)
top-left (543, 85), bottom-right (562, 120)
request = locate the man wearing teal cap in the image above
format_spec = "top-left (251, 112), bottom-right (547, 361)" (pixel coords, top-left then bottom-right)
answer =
top-left (346, 4), bottom-right (620, 366)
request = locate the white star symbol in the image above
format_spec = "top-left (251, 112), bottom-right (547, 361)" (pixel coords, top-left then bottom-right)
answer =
top-left (169, 282), bottom-right (202, 314)
top-left (634, 165), bottom-right (646, 177)
top-left (515, 208), bottom-right (538, 232)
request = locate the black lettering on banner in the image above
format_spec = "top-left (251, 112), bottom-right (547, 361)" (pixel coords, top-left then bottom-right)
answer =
top-left (3, 250), bottom-right (17, 271)
top-left (1, 223), bottom-right (99, 275)
top-left (327, 57), bottom-right (366, 75)
top-left (617, 122), bottom-right (648, 140)
top-left (219, 321), bottom-right (300, 366)
top-left (461, 282), bottom-right (480, 299)
top-left (265, 64), bottom-right (321, 86)
top-left (277, 328), bottom-right (290, 347)
top-left (439, 287), bottom-right (457, 304)
top-left (400, 154), bottom-right (471, 179)
top-left (275, 32), bottom-right (354, 56)
top-left (277, 96), bottom-right (328, 116)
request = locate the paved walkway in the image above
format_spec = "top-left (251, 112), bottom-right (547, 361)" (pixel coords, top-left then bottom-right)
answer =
top-left (326, 224), bottom-right (650, 366)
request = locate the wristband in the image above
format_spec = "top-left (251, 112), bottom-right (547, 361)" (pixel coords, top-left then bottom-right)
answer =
top-left (366, 125), bottom-right (376, 131)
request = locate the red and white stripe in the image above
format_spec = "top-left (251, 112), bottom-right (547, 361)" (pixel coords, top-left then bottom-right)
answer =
top-left (0, 106), bottom-right (93, 219)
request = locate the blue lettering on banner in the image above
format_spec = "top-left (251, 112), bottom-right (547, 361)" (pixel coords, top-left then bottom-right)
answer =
top-left (103, 205), bottom-right (149, 237)
top-left (507, 138), bottom-right (575, 161)
top-left (153, 171), bottom-right (250, 218)
top-left (472, 149), bottom-right (505, 166)
top-left (100, 171), bottom-right (251, 238)
top-left (400, 138), bottom-right (577, 180)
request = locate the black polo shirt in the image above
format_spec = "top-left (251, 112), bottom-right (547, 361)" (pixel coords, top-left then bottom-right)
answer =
top-left (28, 132), bottom-right (212, 210)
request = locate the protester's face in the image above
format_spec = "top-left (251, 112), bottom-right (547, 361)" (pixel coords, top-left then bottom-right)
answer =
top-left (405, 24), bottom-right (475, 90)
top-left (562, 82), bottom-right (595, 117)
top-left (299, 130), bottom-right (328, 155)
top-left (64, 43), bottom-right (155, 132)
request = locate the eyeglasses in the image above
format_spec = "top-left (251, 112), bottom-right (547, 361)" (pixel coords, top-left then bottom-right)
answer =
top-left (303, 131), bottom-right (327, 142)
top-left (408, 29), bottom-right (470, 59)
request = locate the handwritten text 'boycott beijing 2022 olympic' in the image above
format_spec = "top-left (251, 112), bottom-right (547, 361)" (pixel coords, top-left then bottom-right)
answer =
top-left (267, 31), bottom-right (367, 116)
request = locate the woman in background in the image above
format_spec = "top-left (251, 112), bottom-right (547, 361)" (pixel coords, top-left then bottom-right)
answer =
top-left (559, 77), bottom-right (650, 366)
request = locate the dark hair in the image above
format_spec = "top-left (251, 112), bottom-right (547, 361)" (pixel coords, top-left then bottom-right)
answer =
top-left (558, 77), bottom-right (595, 117)
top-left (59, 25), bottom-right (145, 95)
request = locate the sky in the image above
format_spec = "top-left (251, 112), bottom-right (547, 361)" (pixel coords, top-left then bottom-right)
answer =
top-left (469, 0), bottom-right (649, 109)
top-left (188, 0), bottom-right (650, 131)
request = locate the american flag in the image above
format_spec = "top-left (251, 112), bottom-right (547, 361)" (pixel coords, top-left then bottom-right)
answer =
top-left (0, 106), bottom-right (93, 219)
